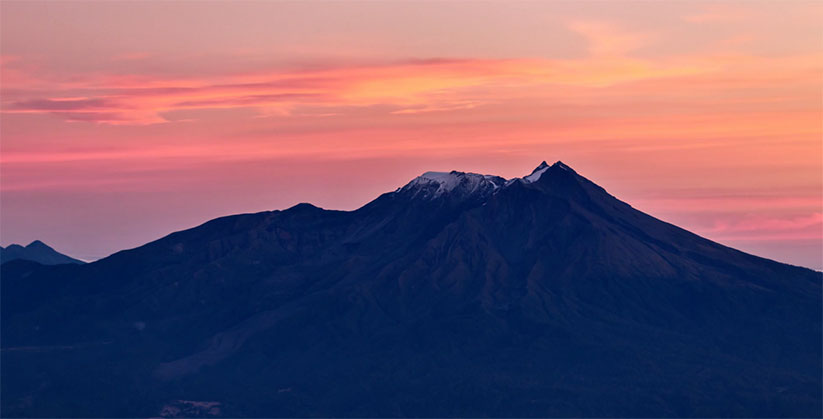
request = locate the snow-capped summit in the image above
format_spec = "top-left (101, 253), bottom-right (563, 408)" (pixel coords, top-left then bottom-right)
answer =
top-left (523, 161), bottom-right (550, 183)
top-left (522, 161), bottom-right (576, 183)
top-left (397, 161), bottom-right (582, 200)
top-left (400, 170), bottom-right (506, 199)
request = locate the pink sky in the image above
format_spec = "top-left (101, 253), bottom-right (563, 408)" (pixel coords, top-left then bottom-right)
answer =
top-left (1, 1), bottom-right (821, 269)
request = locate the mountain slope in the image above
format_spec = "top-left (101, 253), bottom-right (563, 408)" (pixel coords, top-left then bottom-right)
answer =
top-left (2, 162), bottom-right (820, 417)
top-left (0, 240), bottom-right (85, 265)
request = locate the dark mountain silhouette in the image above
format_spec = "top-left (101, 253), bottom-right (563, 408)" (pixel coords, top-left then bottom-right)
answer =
top-left (0, 240), bottom-right (84, 265)
top-left (2, 162), bottom-right (820, 417)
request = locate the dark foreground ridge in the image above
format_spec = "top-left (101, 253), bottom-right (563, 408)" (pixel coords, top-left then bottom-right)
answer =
top-left (2, 162), bottom-right (820, 417)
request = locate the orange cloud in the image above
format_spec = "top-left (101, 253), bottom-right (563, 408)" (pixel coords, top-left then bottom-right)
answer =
top-left (5, 49), bottom-right (817, 126)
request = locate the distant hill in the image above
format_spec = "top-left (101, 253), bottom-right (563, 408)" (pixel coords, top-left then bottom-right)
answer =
top-left (0, 240), bottom-right (85, 265)
top-left (1, 162), bottom-right (820, 417)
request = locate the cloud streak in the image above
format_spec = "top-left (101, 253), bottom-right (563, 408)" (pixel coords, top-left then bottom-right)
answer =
top-left (4, 51), bottom-right (819, 127)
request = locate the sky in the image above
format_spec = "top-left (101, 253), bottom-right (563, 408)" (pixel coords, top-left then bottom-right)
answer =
top-left (1, 1), bottom-right (821, 270)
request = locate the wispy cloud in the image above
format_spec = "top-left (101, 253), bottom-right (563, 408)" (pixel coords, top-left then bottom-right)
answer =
top-left (12, 97), bottom-right (119, 111)
top-left (6, 50), bottom-right (817, 126)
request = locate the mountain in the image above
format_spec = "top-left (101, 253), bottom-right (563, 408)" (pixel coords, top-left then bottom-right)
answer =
top-left (0, 240), bottom-right (85, 265)
top-left (2, 161), bottom-right (820, 417)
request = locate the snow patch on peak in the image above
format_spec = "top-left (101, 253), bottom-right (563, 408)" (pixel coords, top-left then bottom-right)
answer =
top-left (522, 160), bottom-right (576, 183)
top-left (524, 161), bottom-right (550, 183)
top-left (524, 167), bottom-right (548, 183)
top-left (402, 170), bottom-right (506, 198)
top-left (419, 171), bottom-right (462, 190)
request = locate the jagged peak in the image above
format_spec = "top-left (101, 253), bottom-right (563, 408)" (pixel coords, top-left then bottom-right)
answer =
top-left (522, 160), bottom-right (578, 183)
top-left (551, 160), bottom-right (575, 173)
top-left (523, 161), bottom-right (550, 183)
